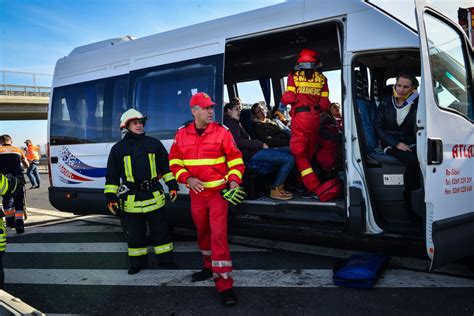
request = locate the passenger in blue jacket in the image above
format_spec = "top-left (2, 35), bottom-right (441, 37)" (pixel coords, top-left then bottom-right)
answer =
top-left (374, 72), bottom-right (421, 214)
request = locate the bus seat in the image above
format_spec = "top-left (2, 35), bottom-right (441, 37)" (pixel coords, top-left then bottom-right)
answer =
top-left (240, 109), bottom-right (257, 139)
top-left (355, 98), bottom-right (378, 152)
top-left (366, 151), bottom-right (405, 167)
top-left (383, 84), bottom-right (394, 100)
top-left (365, 150), bottom-right (406, 212)
top-left (354, 68), bottom-right (378, 152)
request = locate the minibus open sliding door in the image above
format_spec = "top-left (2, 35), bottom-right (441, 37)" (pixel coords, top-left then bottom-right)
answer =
top-left (415, 1), bottom-right (474, 269)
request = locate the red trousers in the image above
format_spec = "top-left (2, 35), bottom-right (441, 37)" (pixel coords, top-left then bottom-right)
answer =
top-left (190, 190), bottom-right (233, 292)
top-left (290, 109), bottom-right (322, 193)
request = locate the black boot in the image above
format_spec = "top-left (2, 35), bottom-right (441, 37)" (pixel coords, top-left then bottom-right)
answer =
top-left (220, 289), bottom-right (238, 306)
top-left (6, 217), bottom-right (14, 229)
top-left (191, 268), bottom-right (212, 282)
top-left (128, 267), bottom-right (142, 275)
top-left (15, 220), bottom-right (24, 234)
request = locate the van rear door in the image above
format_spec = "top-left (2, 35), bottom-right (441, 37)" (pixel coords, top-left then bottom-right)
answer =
top-left (415, 1), bottom-right (474, 269)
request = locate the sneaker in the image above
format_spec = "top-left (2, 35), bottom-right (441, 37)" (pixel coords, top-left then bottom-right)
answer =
top-left (191, 268), bottom-right (213, 282)
top-left (301, 191), bottom-right (318, 199)
top-left (128, 267), bottom-right (142, 275)
top-left (15, 220), bottom-right (25, 234)
top-left (29, 186), bottom-right (36, 190)
top-left (34, 185), bottom-right (40, 189)
top-left (159, 262), bottom-right (178, 270)
top-left (220, 289), bottom-right (238, 306)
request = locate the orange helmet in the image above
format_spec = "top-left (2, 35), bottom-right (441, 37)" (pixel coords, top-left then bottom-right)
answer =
top-left (189, 92), bottom-right (216, 108)
top-left (297, 48), bottom-right (320, 64)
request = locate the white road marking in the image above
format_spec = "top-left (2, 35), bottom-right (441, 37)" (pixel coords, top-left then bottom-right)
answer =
top-left (11, 225), bottom-right (124, 235)
top-left (4, 268), bottom-right (474, 288)
top-left (203, 231), bottom-right (474, 278)
top-left (22, 208), bottom-right (474, 278)
top-left (6, 242), bottom-right (268, 253)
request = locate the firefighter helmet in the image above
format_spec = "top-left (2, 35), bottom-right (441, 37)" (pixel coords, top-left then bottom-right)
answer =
top-left (120, 109), bottom-right (148, 129)
top-left (190, 92), bottom-right (216, 108)
top-left (297, 48), bottom-right (320, 63)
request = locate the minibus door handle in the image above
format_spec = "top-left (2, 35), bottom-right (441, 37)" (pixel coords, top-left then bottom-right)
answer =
top-left (427, 138), bottom-right (443, 165)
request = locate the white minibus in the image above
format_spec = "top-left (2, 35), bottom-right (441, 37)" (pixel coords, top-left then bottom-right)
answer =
top-left (47, 0), bottom-right (474, 269)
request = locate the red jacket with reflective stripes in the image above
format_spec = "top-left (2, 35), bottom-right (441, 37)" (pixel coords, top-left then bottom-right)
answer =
top-left (169, 122), bottom-right (245, 196)
top-left (281, 70), bottom-right (330, 114)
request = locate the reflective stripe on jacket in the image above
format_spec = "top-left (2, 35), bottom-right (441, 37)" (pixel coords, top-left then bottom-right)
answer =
top-left (0, 219), bottom-right (6, 252)
top-left (0, 174), bottom-right (9, 196)
top-left (281, 70), bottom-right (330, 112)
top-left (169, 122), bottom-right (245, 196)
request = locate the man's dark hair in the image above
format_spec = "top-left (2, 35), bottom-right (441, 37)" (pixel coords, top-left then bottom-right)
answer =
top-left (230, 97), bottom-right (241, 106)
top-left (224, 102), bottom-right (235, 114)
top-left (1, 134), bottom-right (11, 143)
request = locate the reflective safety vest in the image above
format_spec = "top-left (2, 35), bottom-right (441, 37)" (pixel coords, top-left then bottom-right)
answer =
top-left (281, 70), bottom-right (330, 113)
top-left (0, 174), bottom-right (9, 196)
top-left (26, 144), bottom-right (40, 162)
top-left (0, 219), bottom-right (5, 253)
top-left (169, 122), bottom-right (245, 196)
top-left (104, 133), bottom-right (179, 213)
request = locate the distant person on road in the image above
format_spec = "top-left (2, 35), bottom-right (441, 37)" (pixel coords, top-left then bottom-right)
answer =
top-left (0, 173), bottom-right (21, 289)
top-left (169, 92), bottom-right (246, 306)
top-left (0, 134), bottom-right (28, 234)
top-left (104, 109), bottom-right (179, 275)
top-left (24, 139), bottom-right (41, 189)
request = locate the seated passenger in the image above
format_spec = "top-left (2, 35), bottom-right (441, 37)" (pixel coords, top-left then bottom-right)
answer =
top-left (315, 102), bottom-right (343, 175)
top-left (223, 102), bottom-right (295, 201)
top-left (251, 102), bottom-right (290, 149)
top-left (374, 71), bottom-right (421, 214)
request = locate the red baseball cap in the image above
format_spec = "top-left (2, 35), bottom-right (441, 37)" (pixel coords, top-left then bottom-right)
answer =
top-left (189, 92), bottom-right (216, 108)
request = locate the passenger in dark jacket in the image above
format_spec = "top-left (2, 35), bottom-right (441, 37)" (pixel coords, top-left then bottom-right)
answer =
top-left (224, 102), bottom-right (294, 200)
top-left (374, 72), bottom-right (421, 213)
top-left (251, 102), bottom-right (290, 149)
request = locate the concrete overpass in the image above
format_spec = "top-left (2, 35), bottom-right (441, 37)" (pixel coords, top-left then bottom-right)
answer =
top-left (0, 71), bottom-right (51, 120)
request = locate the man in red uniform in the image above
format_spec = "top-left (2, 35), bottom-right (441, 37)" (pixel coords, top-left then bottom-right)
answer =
top-left (169, 92), bottom-right (246, 306)
top-left (282, 48), bottom-right (341, 201)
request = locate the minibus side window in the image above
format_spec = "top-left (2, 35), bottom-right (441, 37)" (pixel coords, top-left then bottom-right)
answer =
top-left (134, 64), bottom-right (217, 139)
top-left (50, 81), bottom-right (106, 144)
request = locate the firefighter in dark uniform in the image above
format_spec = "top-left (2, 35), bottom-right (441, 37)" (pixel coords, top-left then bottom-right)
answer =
top-left (0, 173), bottom-right (21, 288)
top-left (104, 109), bottom-right (179, 275)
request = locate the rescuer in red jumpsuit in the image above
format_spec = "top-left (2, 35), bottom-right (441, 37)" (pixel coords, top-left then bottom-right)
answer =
top-left (169, 92), bottom-right (246, 306)
top-left (281, 48), bottom-right (337, 200)
top-left (316, 102), bottom-right (343, 173)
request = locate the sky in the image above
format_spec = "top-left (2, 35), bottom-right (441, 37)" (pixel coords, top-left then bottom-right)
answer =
top-left (0, 0), bottom-right (471, 149)
top-left (0, 0), bottom-right (284, 148)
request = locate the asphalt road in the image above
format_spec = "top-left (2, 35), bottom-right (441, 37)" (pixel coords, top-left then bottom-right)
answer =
top-left (2, 174), bottom-right (473, 315)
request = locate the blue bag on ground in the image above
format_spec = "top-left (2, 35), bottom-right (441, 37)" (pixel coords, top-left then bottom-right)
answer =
top-left (333, 253), bottom-right (389, 289)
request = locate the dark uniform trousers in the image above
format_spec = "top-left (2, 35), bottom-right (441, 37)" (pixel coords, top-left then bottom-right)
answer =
top-left (125, 208), bottom-right (174, 268)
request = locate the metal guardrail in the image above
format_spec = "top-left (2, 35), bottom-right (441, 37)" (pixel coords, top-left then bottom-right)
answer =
top-left (0, 84), bottom-right (50, 97)
top-left (0, 70), bottom-right (52, 97)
